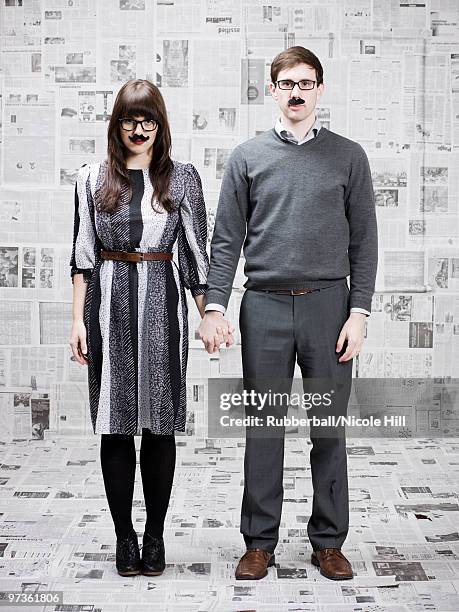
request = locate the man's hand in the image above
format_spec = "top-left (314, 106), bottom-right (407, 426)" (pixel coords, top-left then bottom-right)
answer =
top-left (198, 311), bottom-right (235, 354)
top-left (336, 312), bottom-right (367, 362)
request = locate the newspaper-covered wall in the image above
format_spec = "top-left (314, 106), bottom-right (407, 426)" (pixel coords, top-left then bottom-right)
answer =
top-left (0, 0), bottom-right (458, 438)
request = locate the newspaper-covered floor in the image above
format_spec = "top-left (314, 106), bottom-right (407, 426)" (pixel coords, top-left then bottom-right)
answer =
top-left (1, 436), bottom-right (459, 611)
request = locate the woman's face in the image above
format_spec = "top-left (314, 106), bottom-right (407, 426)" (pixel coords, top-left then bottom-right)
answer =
top-left (119, 114), bottom-right (158, 158)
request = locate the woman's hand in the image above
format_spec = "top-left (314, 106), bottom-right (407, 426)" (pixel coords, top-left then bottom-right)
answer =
top-left (70, 320), bottom-right (89, 365)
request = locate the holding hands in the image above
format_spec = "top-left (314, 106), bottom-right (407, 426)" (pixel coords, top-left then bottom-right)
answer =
top-left (198, 311), bottom-right (235, 354)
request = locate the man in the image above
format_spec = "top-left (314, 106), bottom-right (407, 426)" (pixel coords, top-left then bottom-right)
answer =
top-left (198, 46), bottom-right (377, 580)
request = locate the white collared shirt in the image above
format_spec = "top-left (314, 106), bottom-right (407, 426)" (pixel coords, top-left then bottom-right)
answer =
top-left (274, 114), bottom-right (322, 145)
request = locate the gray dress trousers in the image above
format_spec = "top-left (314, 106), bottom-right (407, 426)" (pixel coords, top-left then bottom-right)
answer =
top-left (239, 279), bottom-right (353, 553)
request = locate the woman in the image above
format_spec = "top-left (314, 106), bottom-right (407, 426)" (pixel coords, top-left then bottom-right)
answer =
top-left (69, 79), bottom-right (227, 577)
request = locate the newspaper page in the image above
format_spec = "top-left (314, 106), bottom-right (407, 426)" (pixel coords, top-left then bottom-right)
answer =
top-left (2, 90), bottom-right (56, 185)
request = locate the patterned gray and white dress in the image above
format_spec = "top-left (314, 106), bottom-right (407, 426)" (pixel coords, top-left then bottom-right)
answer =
top-left (70, 160), bottom-right (209, 435)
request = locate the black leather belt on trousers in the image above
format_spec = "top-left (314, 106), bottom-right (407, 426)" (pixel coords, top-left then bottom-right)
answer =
top-left (100, 250), bottom-right (173, 262)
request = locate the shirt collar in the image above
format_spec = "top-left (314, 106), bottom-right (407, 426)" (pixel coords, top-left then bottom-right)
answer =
top-left (275, 114), bottom-right (322, 145)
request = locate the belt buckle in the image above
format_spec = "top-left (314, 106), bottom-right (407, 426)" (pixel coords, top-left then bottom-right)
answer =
top-left (291, 288), bottom-right (310, 295)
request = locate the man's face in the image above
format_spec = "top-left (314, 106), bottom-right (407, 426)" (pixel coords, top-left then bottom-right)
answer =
top-left (269, 63), bottom-right (324, 124)
top-left (119, 115), bottom-right (158, 157)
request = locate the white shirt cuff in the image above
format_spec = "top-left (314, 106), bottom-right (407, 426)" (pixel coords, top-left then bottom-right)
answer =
top-left (205, 303), bottom-right (226, 314)
top-left (350, 307), bottom-right (370, 317)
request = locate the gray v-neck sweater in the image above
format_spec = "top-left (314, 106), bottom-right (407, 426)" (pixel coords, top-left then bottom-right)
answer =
top-left (205, 126), bottom-right (378, 313)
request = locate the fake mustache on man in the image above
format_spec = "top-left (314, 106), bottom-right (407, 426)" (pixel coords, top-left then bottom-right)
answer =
top-left (288, 97), bottom-right (305, 106)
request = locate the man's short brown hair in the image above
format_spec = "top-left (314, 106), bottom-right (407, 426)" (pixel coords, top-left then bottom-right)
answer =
top-left (270, 46), bottom-right (323, 86)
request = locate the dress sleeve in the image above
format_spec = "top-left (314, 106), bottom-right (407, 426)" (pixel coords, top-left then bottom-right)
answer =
top-left (69, 164), bottom-right (97, 284)
top-left (177, 163), bottom-right (210, 296)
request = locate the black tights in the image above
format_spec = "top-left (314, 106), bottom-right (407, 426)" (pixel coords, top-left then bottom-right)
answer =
top-left (100, 428), bottom-right (176, 539)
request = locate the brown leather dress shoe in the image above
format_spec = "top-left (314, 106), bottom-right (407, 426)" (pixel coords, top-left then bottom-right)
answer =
top-left (235, 548), bottom-right (276, 580)
top-left (311, 548), bottom-right (353, 580)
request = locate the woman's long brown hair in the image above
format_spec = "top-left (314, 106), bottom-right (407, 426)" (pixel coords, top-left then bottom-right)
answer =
top-left (96, 79), bottom-right (174, 214)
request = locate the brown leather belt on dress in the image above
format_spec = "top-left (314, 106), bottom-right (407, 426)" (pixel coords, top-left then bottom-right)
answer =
top-left (100, 250), bottom-right (173, 262)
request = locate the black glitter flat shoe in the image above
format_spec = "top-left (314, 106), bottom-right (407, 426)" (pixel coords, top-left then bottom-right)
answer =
top-left (116, 529), bottom-right (141, 576)
top-left (140, 532), bottom-right (166, 576)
